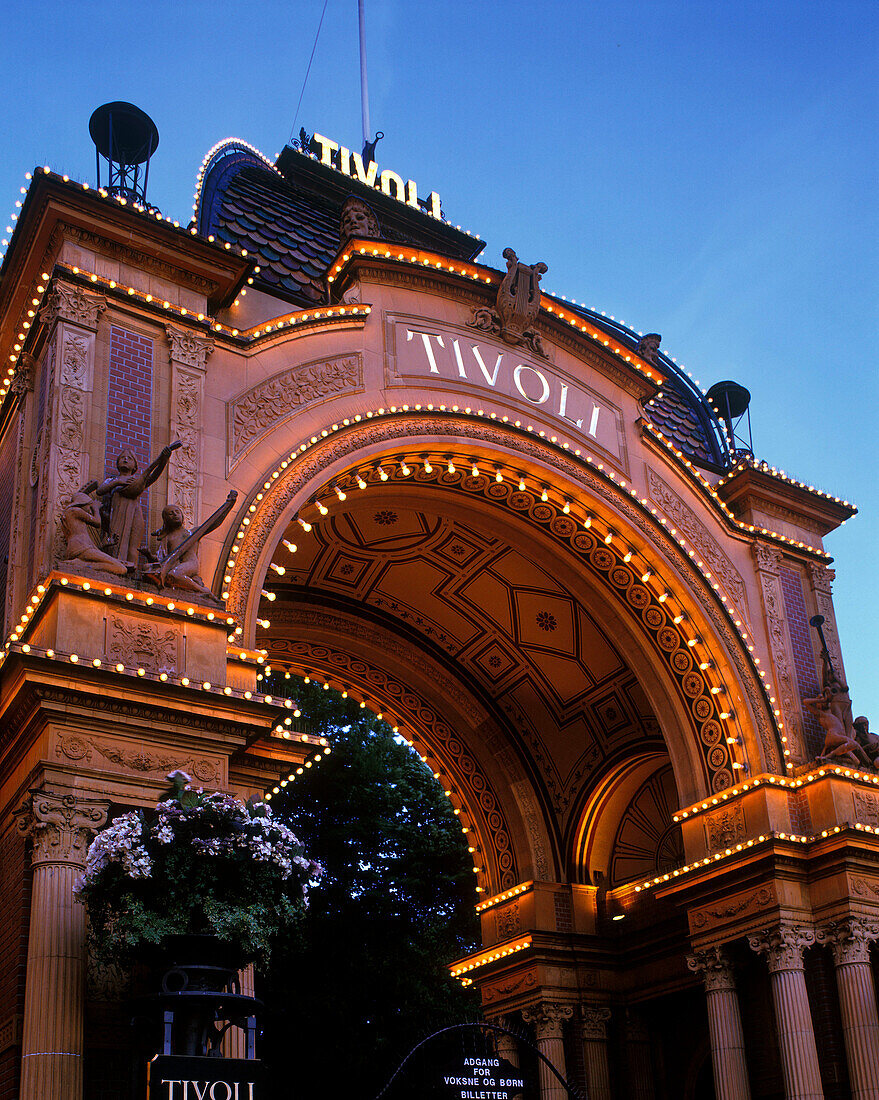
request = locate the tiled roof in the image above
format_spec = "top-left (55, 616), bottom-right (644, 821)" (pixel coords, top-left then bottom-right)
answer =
top-left (645, 381), bottom-right (720, 465)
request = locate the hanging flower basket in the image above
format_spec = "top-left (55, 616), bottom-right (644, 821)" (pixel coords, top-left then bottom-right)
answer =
top-left (77, 772), bottom-right (321, 968)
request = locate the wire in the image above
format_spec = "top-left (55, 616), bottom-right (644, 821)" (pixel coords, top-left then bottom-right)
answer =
top-left (290, 0), bottom-right (331, 144)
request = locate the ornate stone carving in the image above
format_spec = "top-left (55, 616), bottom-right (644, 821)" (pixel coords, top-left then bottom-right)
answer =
top-left (89, 740), bottom-right (180, 775)
top-left (521, 1001), bottom-right (573, 1040)
top-left (107, 614), bottom-right (178, 673)
top-left (687, 945), bottom-right (736, 992)
top-left (15, 790), bottom-right (109, 868)
top-left (59, 331), bottom-right (91, 388)
top-left (168, 370), bottom-right (201, 525)
top-left (496, 902), bottom-right (522, 940)
top-left (11, 352), bottom-right (35, 396)
top-left (469, 248), bottom-right (548, 358)
top-left (854, 790), bottom-right (879, 827)
top-left (229, 354), bottom-right (362, 461)
top-left (482, 970), bottom-right (538, 1004)
top-left (581, 1004), bottom-right (612, 1040)
top-left (58, 386), bottom-right (86, 451)
top-left (39, 283), bottom-right (106, 331)
top-left (705, 802), bottom-right (746, 850)
top-left (648, 469), bottom-right (746, 612)
top-left (166, 325), bottom-right (214, 370)
top-left (55, 733), bottom-right (93, 762)
top-left (748, 924), bottom-right (815, 972)
top-left (691, 885), bottom-right (774, 930)
top-left (816, 917), bottom-right (879, 966)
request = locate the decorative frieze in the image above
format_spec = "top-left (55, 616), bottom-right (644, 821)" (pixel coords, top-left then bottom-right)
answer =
top-left (647, 469), bottom-right (747, 614)
top-left (228, 354), bottom-right (362, 462)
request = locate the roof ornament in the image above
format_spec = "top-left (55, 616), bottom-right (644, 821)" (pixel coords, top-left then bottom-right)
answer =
top-left (361, 130), bottom-right (384, 166)
top-left (636, 333), bottom-right (662, 364)
top-left (468, 247), bottom-right (548, 358)
top-left (293, 128), bottom-right (314, 155)
top-left (339, 194), bottom-right (381, 243)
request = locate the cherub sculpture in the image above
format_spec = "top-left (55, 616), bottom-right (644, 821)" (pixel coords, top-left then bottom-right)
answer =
top-left (142, 492), bottom-right (237, 597)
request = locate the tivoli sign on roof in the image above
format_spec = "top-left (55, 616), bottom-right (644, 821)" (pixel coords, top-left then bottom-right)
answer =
top-left (309, 132), bottom-right (442, 219)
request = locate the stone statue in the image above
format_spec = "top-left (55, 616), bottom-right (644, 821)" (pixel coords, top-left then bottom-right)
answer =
top-left (854, 716), bottom-right (879, 764)
top-left (468, 246), bottom-right (548, 357)
top-left (339, 195), bottom-right (380, 242)
top-left (142, 492), bottom-right (237, 597)
top-left (96, 442), bottom-right (181, 564)
top-left (804, 689), bottom-right (873, 768)
top-left (60, 483), bottom-right (133, 576)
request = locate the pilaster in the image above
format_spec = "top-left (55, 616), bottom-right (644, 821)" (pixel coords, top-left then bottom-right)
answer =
top-left (165, 325), bottom-right (213, 529)
top-left (753, 544), bottom-right (804, 764)
top-left (580, 1004), bottom-right (612, 1100)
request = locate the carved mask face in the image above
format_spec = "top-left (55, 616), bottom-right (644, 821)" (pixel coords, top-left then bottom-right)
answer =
top-left (340, 199), bottom-right (379, 240)
top-left (116, 450), bottom-right (138, 474)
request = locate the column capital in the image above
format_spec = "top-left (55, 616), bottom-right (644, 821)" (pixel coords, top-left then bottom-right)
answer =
top-left (817, 916), bottom-right (879, 966)
top-left (581, 1004), bottom-right (612, 1040)
top-left (166, 324), bottom-right (214, 370)
top-left (753, 544), bottom-right (783, 573)
top-left (687, 944), bottom-right (737, 992)
top-left (15, 789), bottom-right (109, 869)
top-left (38, 283), bottom-right (107, 331)
top-left (748, 923), bottom-right (815, 973)
top-left (522, 1001), bottom-right (574, 1040)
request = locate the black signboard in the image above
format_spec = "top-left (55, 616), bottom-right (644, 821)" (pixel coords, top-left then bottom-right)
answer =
top-left (439, 1055), bottom-right (527, 1099)
top-left (146, 1056), bottom-right (264, 1100)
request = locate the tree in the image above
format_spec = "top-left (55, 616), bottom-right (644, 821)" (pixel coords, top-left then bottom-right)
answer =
top-left (259, 679), bottom-right (481, 1097)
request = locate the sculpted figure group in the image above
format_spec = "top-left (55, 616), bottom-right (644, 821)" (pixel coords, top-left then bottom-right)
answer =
top-left (60, 440), bottom-right (236, 600)
top-left (804, 617), bottom-right (874, 768)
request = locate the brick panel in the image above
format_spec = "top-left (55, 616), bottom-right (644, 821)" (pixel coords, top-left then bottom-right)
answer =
top-left (779, 566), bottom-right (824, 758)
top-left (105, 326), bottom-right (153, 479)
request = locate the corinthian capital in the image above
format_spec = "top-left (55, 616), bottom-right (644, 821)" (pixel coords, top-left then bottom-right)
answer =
top-left (687, 944), bottom-right (737, 992)
top-left (166, 325), bottom-right (214, 370)
top-left (753, 544), bottom-right (783, 573)
top-left (15, 789), bottom-right (109, 869)
top-left (39, 283), bottom-right (107, 331)
top-left (581, 1004), bottom-right (611, 1040)
top-left (748, 924), bottom-right (815, 973)
top-left (521, 1001), bottom-right (573, 1040)
top-left (817, 917), bottom-right (879, 966)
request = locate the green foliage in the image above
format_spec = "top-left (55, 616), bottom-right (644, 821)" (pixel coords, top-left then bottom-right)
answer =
top-left (78, 784), bottom-right (316, 968)
top-left (261, 679), bottom-right (481, 1096)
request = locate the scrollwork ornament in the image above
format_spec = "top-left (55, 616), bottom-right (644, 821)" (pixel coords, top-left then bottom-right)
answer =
top-left (166, 325), bottom-right (215, 370)
top-left (816, 917), bottom-right (879, 966)
top-left (687, 945), bottom-right (736, 992)
top-left (748, 924), bottom-right (815, 972)
top-left (39, 284), bottom-right (107, 331)
top-left (14, 789), bottom-right (109, 868)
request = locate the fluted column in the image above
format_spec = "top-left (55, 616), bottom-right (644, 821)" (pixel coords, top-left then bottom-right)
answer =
top-left (748, 925), bottom-right (822, 1100)
top-left (580, 1004), bottom-right (612, 1100)
top-left (15, 790), bottom-right (109, 1100)
top-left (522, 1001), bottom-right (573, 1100)
top-left (623, 1008), bottom-right (656, 1100)
top-left (817, 917), bottom-right (879, 1100)
top-left (687, 945), bottom-right (752, 1100)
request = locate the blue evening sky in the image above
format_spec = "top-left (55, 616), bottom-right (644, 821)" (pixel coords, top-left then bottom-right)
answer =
top-left (1, 1), bottom-right (876, 717)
